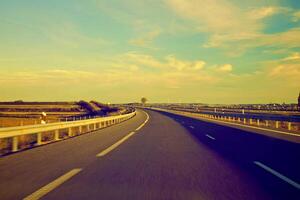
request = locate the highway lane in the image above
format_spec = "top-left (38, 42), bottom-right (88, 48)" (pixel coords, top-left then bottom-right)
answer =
top-left (41, 109), bottom-right (298, 200)
top-left (0, 110), bottom-right (147, 200)
top-left (1, 109), bottom-right (299, 200)
top-left (161, 110), bottom-right (300, 198)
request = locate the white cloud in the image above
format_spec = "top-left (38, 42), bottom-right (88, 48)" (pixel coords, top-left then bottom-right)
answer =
top-left (260, 53), bottom-right (300, 87)
top-left (124, 52), bottom-right (206, 72)
top-left (164, 55), bottom-right (206, 71)
top-left (203, 27), bottom-right (300, 56)
top-left (124, 52), bottom-right (165, 68)
top-left (166, 0), bottom-right (299, 55)
top-left (269, 64), bottom-right (300, 78)
top-left (247, 6), bottom-right (283, 20)
top-left (129, 29), bottom-right (161, 48)
top-left (193, 61), bottom-right (206, 70)
top-left (292, 11), bottom-right (300, 22)
top-left (282, 52), bottom-right (300, 61)
top-left (216, 64), bottom-right (233, 72)
top-left (166, 0), bottom-right (260, 34)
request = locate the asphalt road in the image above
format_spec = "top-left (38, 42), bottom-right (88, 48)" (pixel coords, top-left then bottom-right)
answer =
top-left (0, 109), bottom-right (299, 200)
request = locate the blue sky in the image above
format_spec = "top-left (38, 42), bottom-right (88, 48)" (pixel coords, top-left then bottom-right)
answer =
top-left (0, 0), bottom-right (299, 103)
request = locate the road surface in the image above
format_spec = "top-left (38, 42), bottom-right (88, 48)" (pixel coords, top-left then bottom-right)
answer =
top-left (0, 109), bottom-right (299, 200)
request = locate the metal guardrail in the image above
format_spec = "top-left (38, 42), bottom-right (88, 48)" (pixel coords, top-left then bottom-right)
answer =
top-left (150, 107), bottom-right (300, 134)
top-left (0, 111), bottom-right (136, 154)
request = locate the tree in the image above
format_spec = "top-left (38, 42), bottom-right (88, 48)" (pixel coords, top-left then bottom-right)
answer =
top-left (141, 97), bottom-right (147, 105)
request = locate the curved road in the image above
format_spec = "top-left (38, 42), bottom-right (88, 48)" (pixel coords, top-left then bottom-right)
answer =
top-left (0, 109), bottom-right (299, 200)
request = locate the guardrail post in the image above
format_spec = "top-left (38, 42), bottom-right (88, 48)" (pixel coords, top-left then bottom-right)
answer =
top-left (265, 120), bottom-right (269, 127)
top-left (250, 119), bottom-right (253, 125)
top-left (87, 124), bottom-right (90, 132)
top-left (79, 126), bottom-right (82, 134)
top-left (288, 122), bottom-right (292, 131)
top-left (243, 118), bottom-right (246, 124)
top-left (12, 136), bottom-right (18, 152)
top-left (93, 123), bottom-right (96, 130)
top-left (54, 129), bottom-right (59, 140)
top-left (37, 132), bottom-right (42, 145)
top-left (275, 121), bottom-right (279, 128)
top-left (68, 127), bottom-right (73, 137)
top-left (257, 119), bottom-right (260, 126)
top-left (238, 118), bottom-right (241, 122)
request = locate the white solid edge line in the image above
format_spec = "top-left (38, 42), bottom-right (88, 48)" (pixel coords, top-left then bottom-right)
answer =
top-left (174, 111), bottom-right (300, 137)
top-left (136, 123), bottom-right (145, 131)
top-left (206, 134), bottom-right (216, 140)
top-left (23, 168), bottom-right (82, 200)
top-left (189, 126), bottom-right (194, 129)
top-left (97, 110), bottom-right (150, 157)
top-left (254, 161), bottom-right (300, 190)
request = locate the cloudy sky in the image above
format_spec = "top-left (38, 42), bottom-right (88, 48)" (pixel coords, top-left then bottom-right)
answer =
top-left (0, 0), bottom-right (299, 103)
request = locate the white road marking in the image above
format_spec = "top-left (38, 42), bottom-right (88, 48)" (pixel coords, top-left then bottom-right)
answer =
top-left (23, 168), bottom-right (82, 200)
top-left (97, 131), bottom-right (136, 157)
top-left (189, 126), bottom-right (194, 129)
top-left (135, 123), bottom-right (144, 131)
top-left (206, 134), bottom-right (216, 140)
top-left (136, 111), bottom-right (149, 131)
top-left (97, 110), bottom-right (149, 157)
top-left (254, 161), bottom-right (300, 190)
top-left (181, 121), bottom-right (185, 124)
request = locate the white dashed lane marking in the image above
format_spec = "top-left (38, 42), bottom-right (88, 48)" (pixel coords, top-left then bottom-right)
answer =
top-left (254, 161), bottom-right (300, 190)
top-left (206, 134), bottom-right (216, 140)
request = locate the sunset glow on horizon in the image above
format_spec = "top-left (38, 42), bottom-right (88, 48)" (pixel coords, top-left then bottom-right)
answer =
top-left (0, 0), bottom-right (299, 103)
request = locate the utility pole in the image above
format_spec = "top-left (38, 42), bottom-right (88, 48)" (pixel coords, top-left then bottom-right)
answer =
top-left (298, 92), bottom-right (300, 111)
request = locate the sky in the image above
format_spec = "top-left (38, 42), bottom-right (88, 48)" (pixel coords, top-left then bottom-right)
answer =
top-left (0, 0), bottom-right (299, 104)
